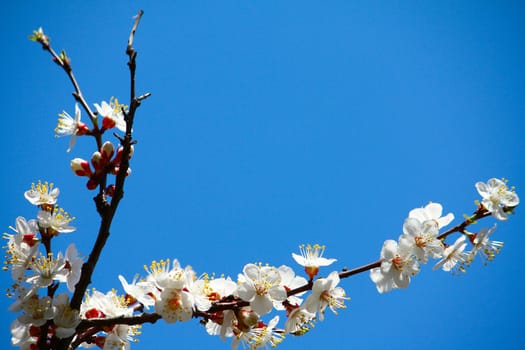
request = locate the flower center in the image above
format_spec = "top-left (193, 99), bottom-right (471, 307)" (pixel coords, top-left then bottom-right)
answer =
top-left (305, 266), bottom-right (319, 279)
top-left (415, 236), bottom-right (426, 248)
top-left (392, 256), bottom-right (404, 270)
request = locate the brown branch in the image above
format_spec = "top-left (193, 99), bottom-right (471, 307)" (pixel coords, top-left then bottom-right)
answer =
top-left (39, 43), bottom-right (101, 148)
top-left (339, 259), bottom-right (382, 279)
top-left (53, 10), bottom-right (146, 350)
top-left (78, 312), bottom-right (162, 331)
top-left (436, 204), bottom-right (517, 241)
top-left (70, 8), bottom-right (145, 311)
top-left (35, 31), bottom-right (107, 202)
top-left (55, 203), bottom-right (514, 348)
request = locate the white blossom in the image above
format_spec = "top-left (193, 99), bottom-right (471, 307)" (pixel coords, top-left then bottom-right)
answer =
top-left (24, 181), bottom-right (59, 206)
top-left (370, 239), bottom-right (420, 293)
top-left (37, 208), bottom-right (76, 234)
top-left (17, 295), bottom-right (53, 326)
top-left (469, 225), bottom-right (503, 264)
top-left (434, 235), bottom-right (468, 273)
top-left (284, 307), bottom-right (316, 335)
top-left (237, 263), bottom-right (287, 315)
top-left (408, 202), bottom-right (454, 229)
top-left (476, 178), bottom-right (519, 220)
top-left (292, 244), bottom-right (337, 279)
top-left (52, 293), bottom-right (81, 338)
top-left (304, 271), bottom-right (349, 321)
top-left (399, 218), bottom-right (444, 263)
top-left (55, 103), bottom-right (87, 152)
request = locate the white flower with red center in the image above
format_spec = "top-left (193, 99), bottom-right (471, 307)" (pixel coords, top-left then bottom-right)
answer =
top-left (399, 218), bottom-right (444, 263)
top-left (208, 277), bottom-right (237, 301)
top-left (234, 316), bottom-right (284, 350)
top-left (144, 258), bottom-right (193, 291)
top-left (24, 181), bottom-right (60, 206)
top-left (94, 98), bottom-right (127, 132)
top-left (118, 274), bottom-right (156, 310)
top-left (16, 294), bottom-right (53, 326)
top-left (26, 253), bottom-right (68, 289)
top-left (370, 239), bottom-right (420, 293)
top-left (4, 217), bottom-right (40, 281)
top-left (63, 244), bottom-right (83, 292)
top-left (275, 265), bottom-right (307, 311)
top-left (206, 309), bottom-right (237, 340)
top-left (408, 202), bottom-right (454, 229)
top-left (237, 263), bottom-right (288, 316)
top-left (292, 244), bottom-right (337, 280)
top-left (81, 289), bottom-right (132, 320)
top-left (155, 287), bottom-right (194, 323)
top-left (37, 207), bottom-right (76, 235)
top-left (433, 235), bottom-right (468, 273)
top-left (204, 277), bottom-right (238, 338)
top-left (10, 319), bottom-right (37, 348)
top-left (55, 103), bottom-right (89, 152)
top-left (304, 271), bottom-right (349, 321)
top-left (476, 178), bottom-right (520, 220)
top-left (183, 271), bottom-right (213, 313)
top-left (52, 293), bottom-right (81, 338)
top-left (284, 307), bottom-right (316, 335)
top-left (79, 289), bottom-right (139, 349)
top-left (468, 225), bottom-right (503, 264)
top-left (102, 328), bottom-right (133, 350)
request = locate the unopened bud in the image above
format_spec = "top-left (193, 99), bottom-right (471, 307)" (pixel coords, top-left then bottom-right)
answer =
top-left (101, 141), bottom-right (115, 161)
top-left (91, 151), bottom-right (104, 172)
top-left (58, 49), bottom-right (71, 69)
top-left (86, 179), bottom-right (99, 190)
top-left (29, 27), bottom-right (49, 46)
top-left (237, 307), bottom-right (259, 332)
top-left (70, 158), bottom-right (91, 176)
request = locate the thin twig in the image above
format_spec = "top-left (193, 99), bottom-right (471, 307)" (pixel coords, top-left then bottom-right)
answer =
top-left (41, 45), bottom-right (101, 148)
top-left (53, 10), bottom-right (146, 350)
top-left (70, 8), bottom-right (145, 311)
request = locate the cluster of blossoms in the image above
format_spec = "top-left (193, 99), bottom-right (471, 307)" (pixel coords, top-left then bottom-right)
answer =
top-left (4, 178), bottom-right (519, 349)
top-left (6, 183), bottom-right (351, 350)
top-left (4, 182), bottom-right (142, 350)
top-left (116, 244), bottom-right (349, 349)
top-left (55, 98), bottom-right (134, 191)
top-left (4, 182), bottom-right (83, 349)
top-left (16, 24), bottom-right (520, 350)
top-left (55, 98), bottom-right (127, 153)
top-left (370, 178), bottom-right (519, 293)
top-left (70, 141), bottom-right (134, 191)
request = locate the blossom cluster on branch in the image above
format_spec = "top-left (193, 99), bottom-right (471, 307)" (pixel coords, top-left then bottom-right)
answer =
top-left (3, 11), bottom-right (520, 350)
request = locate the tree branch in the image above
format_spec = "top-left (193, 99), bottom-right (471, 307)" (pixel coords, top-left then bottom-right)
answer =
top-left (54, 10), bottom-right (146, 350)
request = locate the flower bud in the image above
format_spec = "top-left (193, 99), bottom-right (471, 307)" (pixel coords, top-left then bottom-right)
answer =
top-left (91, 151), bottom-right (104, 172)
top-left (29, 27), bottom-right (49, 46)
top-left (237, 307), bottom-right (259, 332)
top-left (101, 141), bottom-right (115, 161)
top-left (86, 179), bottom-right (99, 190)
top-left (70, 158), bottom-right (91, 176)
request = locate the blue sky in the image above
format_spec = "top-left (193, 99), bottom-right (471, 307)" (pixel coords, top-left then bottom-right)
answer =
top-left (1, 1), bottom-right (524, 349)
